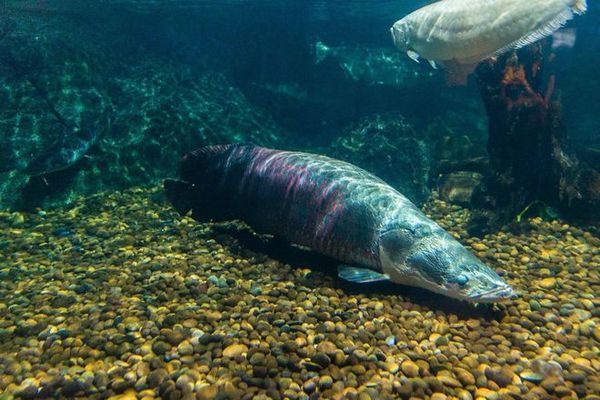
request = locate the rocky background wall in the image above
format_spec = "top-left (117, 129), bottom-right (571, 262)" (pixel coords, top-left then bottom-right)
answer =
top-left (1, 1), bottom-right (597, 222)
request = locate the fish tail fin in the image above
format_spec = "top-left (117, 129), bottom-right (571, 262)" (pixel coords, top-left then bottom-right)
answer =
top-left (164, 178), bottom-right (225, 223)
top-left (170, 143), bottom-right (255, 222)
top-left (167, 146), bottom-right (230, 218)
top-left (164, 179), bottom-right (196, 216)
top-left (570, 0), bottom-right (587, 14)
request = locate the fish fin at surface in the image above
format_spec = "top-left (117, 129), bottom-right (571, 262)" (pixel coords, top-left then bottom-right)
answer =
top-left (338, 265), bottom-right (390, 283)
top-left (492, 8), bottom-right (578, 58)
top-left (443, 59), bottom-right (478, 86)
top-left (164, 179), bottom-right (196, 216)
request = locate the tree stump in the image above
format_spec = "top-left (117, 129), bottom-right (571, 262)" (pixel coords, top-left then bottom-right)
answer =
top-left (468, 45), bottom-right (599, 234)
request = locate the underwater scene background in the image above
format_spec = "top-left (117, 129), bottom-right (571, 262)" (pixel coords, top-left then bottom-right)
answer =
top-left (0, 1), bottom-right (599, 400)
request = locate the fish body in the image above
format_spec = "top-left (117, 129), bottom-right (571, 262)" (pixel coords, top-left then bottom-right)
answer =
top-left (165, 144), bottom-right (515, 303)
top-left (314, 41), bottom-right (438, 86)
top-left (391, 0), bottom-right (587, 66)
top-left (25, 124), bottom-right (101, 177)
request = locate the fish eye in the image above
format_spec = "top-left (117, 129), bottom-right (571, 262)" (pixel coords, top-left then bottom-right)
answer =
top-left (456, 275), bottom-right (469, 286)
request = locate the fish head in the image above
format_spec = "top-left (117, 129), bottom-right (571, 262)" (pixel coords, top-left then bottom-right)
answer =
top-left (314, 41), bottom-right (332, 64)
top-left (390, 19), bottom-right (411, 52)
top-left (379, 225), bottom-right (515, 303)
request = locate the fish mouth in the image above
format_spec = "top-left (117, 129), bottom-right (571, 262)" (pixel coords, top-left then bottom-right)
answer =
top-left (468, 284), bottom-right (517, 303)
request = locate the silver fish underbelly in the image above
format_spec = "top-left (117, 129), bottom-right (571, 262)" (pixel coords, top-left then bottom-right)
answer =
top-left (391, 0), bottom-right (587, 65)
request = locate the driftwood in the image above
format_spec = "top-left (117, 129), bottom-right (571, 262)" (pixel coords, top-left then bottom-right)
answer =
top-left (468, 45), bottom-right (599, 234)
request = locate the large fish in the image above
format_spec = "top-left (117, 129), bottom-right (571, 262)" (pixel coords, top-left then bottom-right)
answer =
top-left (391, 0), bottom-right (587, 69)
top-left (24, 118), bottom-right (104, 178)
top-left (313, 41), bottom-right (439, 87)
top-left (165, 144), bottom-right (515, 303)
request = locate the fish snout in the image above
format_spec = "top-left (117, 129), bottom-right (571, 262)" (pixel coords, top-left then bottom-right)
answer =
top-left (390, 23), bottom-right (409, 51)
top-left (469, 282), bottom-right (518, 303)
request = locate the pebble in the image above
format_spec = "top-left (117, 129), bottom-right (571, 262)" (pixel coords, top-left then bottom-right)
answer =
top-left (485, 366), bottom-right (514, 387)
top-left (520, 371), bottom-right (543, 383)
top-left (15, 378), bottom-right (40, 399)
top-left (401, 360), bottom-right (420, 377)
top-left (455, 368), bottom-right (476, 386)
top-left (457, 389), bottom-right (473, 400)
top-left (579, 320), bottom-right (595, 336)
top-left (431, 394), bottom-right (447, 400)
top-left (539, 277), bottom-right (557, 289)
top-left (472, 243), bottom-right (487, 251)
top-left (475, 388), bottom-right (499, 400)
top-left (223, 343), bottom-right (248, 358)
top-left (303, 380), bottom-right (316, 394)
top-left (555, 386), bottom-right (573, 397)
top-left (311, 353), bottom-right (331, 369)
top-left (147, 369), bottom-right (168, 388)
top-left (318, 375), bottom-right (333, 390)
top-left (152, 341), bottom-right (171, 355)
top-left (541, 376), bottom-right (562, 392)
top-left (177, 340), bottom-right (194, 356)
top-left (0, 187), bottom-right (597, 400)
top-left (316, 341), bottom-right (337, 355)
top-left (436, 375), bottom-right (462, 388)
top-left (197, 384), bottom-right (218, 400)
top-left (385, 362), bottom-right (400, 374)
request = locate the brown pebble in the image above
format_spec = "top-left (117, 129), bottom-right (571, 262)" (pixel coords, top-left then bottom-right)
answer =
top-left (401, 360), bottom-right (420, 378)
top-left (485, 367), bottom-right (514, 387)
top-left (436, 375), bottom-right (462, 388)
top-left (222, 343), bottom-right (248, 358)
top-left (455, 368), bottom-right (476, 386)
top-left (539, 278), bottom-right (557, 289)
top-left (475, 387), bottom-right (499, 400)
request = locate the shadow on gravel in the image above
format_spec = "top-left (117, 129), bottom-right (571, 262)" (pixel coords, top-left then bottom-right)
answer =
top-left (212, 222), bottom-right (506, 321)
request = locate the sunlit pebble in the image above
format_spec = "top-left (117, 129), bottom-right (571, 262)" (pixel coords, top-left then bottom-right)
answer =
top-left (385, 336), bottom-right (396, 346)
top-left (1, 186), bottom-right (598, 399)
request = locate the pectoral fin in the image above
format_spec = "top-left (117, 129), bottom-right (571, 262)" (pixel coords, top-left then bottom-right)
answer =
top-left (338, 265), bottom-right (390, 283)
top-left (407, 50), bottom-right (420, 63)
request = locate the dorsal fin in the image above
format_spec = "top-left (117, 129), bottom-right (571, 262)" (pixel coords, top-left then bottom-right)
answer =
top-left (492, 7), bottom-right (576, 58)
top-left (187, 144), bottom-right (235, 158)
top-left (180, 143), bottom-right (258, 181)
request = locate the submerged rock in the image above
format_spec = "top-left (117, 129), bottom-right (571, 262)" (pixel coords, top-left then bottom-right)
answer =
top-left (329, 114), bottom-right (432, 204)
top-left (438, 171), bottom-right (483, 207)
top-left (0, 13), bottom-right (289, 210)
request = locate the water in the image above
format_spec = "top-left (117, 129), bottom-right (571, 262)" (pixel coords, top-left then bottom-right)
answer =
top-left (0, 1), bottom-right (599, 399)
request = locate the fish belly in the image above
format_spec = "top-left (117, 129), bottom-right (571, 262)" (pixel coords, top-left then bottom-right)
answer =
top-left (407, 0), bottom-right (578, 63)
